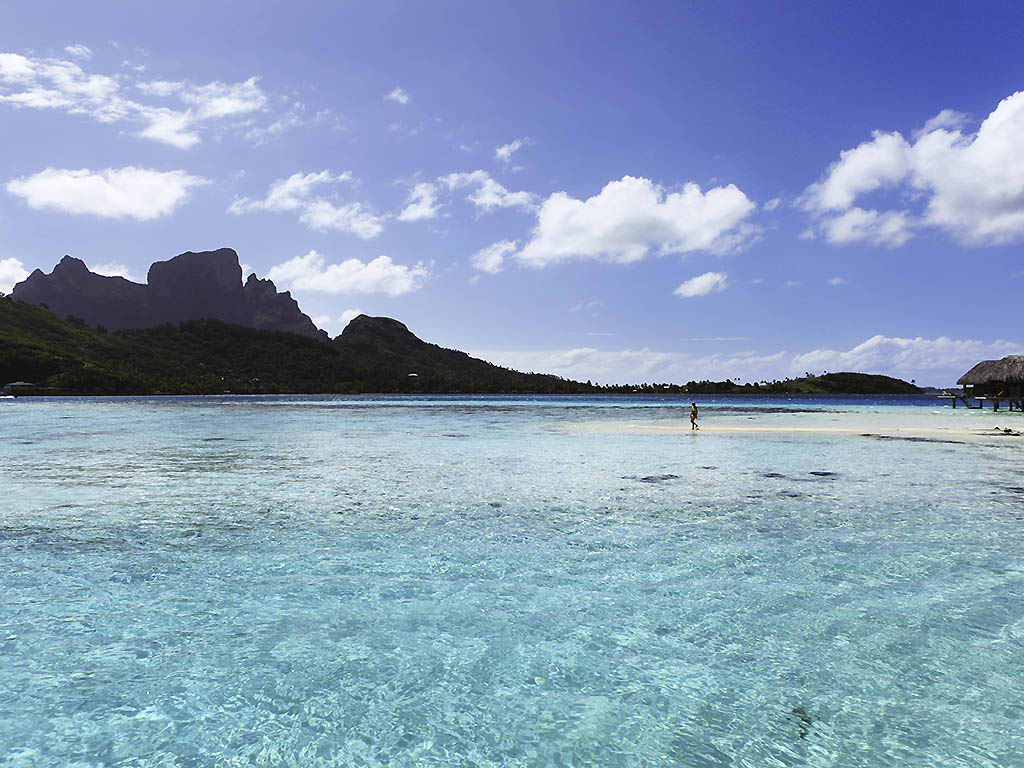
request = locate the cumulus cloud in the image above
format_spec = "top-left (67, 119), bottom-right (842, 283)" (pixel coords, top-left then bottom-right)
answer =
top-left (803, 91), bottom-right (1024, 246)
top-left (229, 171), bottom-right (384, 239)
top-left (0, 51), bottom-right (282, 148)
top-left (470, 334), bottom-right (1023, 386)
top-left (339, 308), bottom-right (364, 326)
top-left (440, 170), bottom-right (535, 212)
top-left (516, 175), bottom-right (756, 267)
top-left (472, 240), bottom-right (517, 274)
top-left (675, 271), bottom-right (728, 298)
top-left (385, 87), bottom-right (410, 105)
top-left (311, 309), bottom-right (364, 336)
top-left (0, 257), bottom-right (29, 293)
top-left (495, 138), bottom-right (527, 165)
top-left (6, 167), bottom-right (207, 220)
top-left (266, 250), bottom-right (428, 295)
top-left (92, 262), bottom-right (141, 281)
top-left (398, 182), bottom-right (441, 221)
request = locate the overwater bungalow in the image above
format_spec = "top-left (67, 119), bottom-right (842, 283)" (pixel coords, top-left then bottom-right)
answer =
top-left (1, 381), bottom-right (34, 397)
top-left (955, 355), bottom-right (1024, 411)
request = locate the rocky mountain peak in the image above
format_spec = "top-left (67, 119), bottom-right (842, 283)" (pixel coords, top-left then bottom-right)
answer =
top-left (12, 248), bottom-right (327, 340)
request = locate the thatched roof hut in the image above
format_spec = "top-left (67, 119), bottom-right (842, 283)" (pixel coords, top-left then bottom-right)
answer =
top-left (957, 355), bottom-right (1024, 386)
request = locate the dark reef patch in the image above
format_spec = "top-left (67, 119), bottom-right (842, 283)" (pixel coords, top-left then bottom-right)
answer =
top-left (861, 433), bottom-right (964, 445)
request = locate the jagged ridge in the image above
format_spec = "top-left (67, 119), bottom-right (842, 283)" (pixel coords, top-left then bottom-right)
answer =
top-left (11, 249), bottom-right (326, 340)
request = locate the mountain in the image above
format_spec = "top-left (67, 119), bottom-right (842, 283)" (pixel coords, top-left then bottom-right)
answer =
top-left (335, 315), bottom-right (557, 388)
top-left (11, 249), bottom-right (326, 340)
top-left (0, 298), bottom-right (592, 395)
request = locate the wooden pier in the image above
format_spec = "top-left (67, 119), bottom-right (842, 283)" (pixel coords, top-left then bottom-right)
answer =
top-left (938, 393), bottom-right (1024, 411)
top-left (952, 356), bottom-right (1024, 412)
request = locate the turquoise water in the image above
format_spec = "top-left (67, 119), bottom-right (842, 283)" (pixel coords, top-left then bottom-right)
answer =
top-left (2, 395), bottom-right (1023, 766)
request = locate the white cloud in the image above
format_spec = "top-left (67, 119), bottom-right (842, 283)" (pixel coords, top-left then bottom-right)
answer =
top-left (440, 170), bottom-right (536, 212)
top-left (136, 107), bottom-right (199, 149)
top-left (820, 207), bottom-right (913, 247)
top-left (92, 262), bottom-right (140, 281)
top-left (0, 52), bottom-right (279, 148)
top-left (470, 334), bottom-right (1024, 386)
top-left (469, 346), bottom-right (788, 386)
top-left (63, 45), bottom-right (93, 60)
top-left (311, 310), bottom-right (363, 335)
top-left (675, 271), bottom-right (728, 298)
top-left (385, 87), bottom-right (409, 105)
top-left (472, 240), bottom-right (517, 274)
top-left (398, 182), bottom-right (440, 221)
top-left (245, 101), bottom-right (322, 145)
top-left (183, 77), bottom-right (266, 119)
top-left (791, 335), bottom-right (1024, 382)
top-left (230, 171), bottom-right (383, 239)
top-left (570, 299), bottom-right (603, 314)
top-left (762, 197), bottom-right (781, 212)
top-left (229, 170), bottom-right (351, 213)
top-left (0, 257), bottom-right (29, 293)
top-left (918, 109), bottom-right (968, 136)
top-left (266, 250), bottom-right (427, 296)
top-left (804, 131), bottom-right (912, 212)
top-left (6, 167), bottom-right (207, 220)
top-left (339, 309), bottom-right (364, 326)
top-left (300, 201), bottom-right (385, 239)
top-left (828, 277), bottom-right (845, 286)
top-left (495, 138), bottom-right (527, 165)
top-left (803, 91), bottom-right (1024, 246)
top-left (517, 175), bottom-right (756, 267)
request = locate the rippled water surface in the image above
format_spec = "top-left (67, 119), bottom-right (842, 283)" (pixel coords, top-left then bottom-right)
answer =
top-left (2, 395), bottom-right (1023, 766)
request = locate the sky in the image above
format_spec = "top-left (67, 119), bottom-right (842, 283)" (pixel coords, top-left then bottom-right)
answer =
top-left (1, 1), bottom-right (1022, 386)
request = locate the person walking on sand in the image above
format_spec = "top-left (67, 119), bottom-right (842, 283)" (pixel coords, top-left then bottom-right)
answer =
top-left (690, 402), bottom-right (699, 430)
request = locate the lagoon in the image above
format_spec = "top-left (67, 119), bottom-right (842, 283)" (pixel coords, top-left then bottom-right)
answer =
top-left (2, 395), bottom-right (1023, 766)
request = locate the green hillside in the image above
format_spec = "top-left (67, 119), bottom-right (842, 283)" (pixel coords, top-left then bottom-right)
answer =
top-left (0, 299), bottom-right (590, 394)
top-left (1, 298), bottom-right (922, 396)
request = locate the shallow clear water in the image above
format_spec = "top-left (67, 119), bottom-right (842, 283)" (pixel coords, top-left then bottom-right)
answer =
top-left (2, 395), bottom-right (1023, 767)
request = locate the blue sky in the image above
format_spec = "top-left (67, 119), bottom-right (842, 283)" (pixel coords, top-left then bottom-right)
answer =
top-left (1, 1), bottom-right (1022, 385)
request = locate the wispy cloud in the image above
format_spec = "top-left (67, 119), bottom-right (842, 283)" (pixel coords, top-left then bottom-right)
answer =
top-left (440, 170), bottom-right (536, 212)
top-left (471, 240), bottom-right (517, 274)
top-left (0, 51), bottom-right (292, 149)
top-left (63, 44), bottom-right (93, 60)
top-left (470, 334), bottom-right (1024, 386)
top-left (229, 170), bottom-right (385, 239)
top-left (495, 137), bottom-right (528, 165)
top-left (385, 86), bottom-right (410, 105)
top-left (675, 271), bottom-right (729, 298)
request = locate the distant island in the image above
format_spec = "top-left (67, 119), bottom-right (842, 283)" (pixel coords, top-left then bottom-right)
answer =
top-left (2, 250), bottom-right (922, 396)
